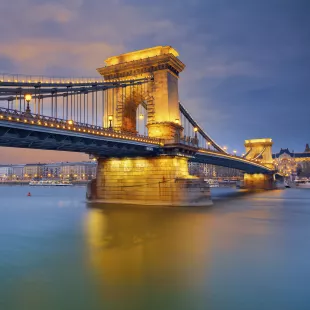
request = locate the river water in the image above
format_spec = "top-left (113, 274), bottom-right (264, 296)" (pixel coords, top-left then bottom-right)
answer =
top-left (0, 185), bottom-right (310, 310)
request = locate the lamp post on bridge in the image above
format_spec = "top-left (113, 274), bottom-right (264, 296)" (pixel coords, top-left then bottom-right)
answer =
top-left (24, 94), bottom-right (32, 114)
top-left (173, 118), bottom-right (181, 143)
top-left (193, 127), bottom-right (198, 146)
top-left (108, 115), bottom-right (113, 129)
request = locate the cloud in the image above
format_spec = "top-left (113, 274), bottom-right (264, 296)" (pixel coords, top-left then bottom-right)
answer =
top-left (0, 0), bottom-right (309, 163)
top-left (32, 3), bottom-right (78, 24)
top-left (0, 0), bottom-right (181, 74)
top-left (0, 0), bottom-right (83, 33)
top-left (0, 39), bottom-right (123, 75)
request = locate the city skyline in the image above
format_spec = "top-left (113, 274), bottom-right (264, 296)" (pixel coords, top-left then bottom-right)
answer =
top-left (0, 160), bottom-right (97, 180)
top-left (0, 0), bottom-right (309, 163)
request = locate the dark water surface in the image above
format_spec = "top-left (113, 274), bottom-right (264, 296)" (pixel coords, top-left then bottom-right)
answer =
top-left (1, 186), bottom-right (310, 310)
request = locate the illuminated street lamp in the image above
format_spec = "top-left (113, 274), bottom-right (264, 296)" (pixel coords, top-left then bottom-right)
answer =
top-left (175, 118), bottom-right (180, 124)
top-left (233, 150), bottom-right (237, 156)
top-left (68, 120), bottom-right (73, 125)
top-left (207, 141), bottom-right (211, 149)
top-left (108, 115), bottom-right (113, 129)
top-left (193, 127), bottom-right (198, 146)
top-left (194, 127), bottom-right (198, 137)
top-left (223, 146), bottom-right (227, 152)
top-left (24, 93), bottom-right (32, 113)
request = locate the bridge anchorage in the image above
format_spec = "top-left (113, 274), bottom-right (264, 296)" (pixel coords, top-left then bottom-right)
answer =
top-left (0, 46), bottom-right (282, 206)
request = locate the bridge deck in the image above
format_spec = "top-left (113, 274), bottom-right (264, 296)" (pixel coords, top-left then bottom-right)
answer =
top-left (0, 108), bottom-right (160, 157)
top-left (0, 102), bottom-right (274, 174)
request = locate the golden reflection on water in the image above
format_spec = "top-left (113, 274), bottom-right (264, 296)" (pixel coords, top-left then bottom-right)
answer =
top-left (0, 189), bottom-right (289, 310)
top-left (85, 205), bottom-right (214, 307)
top-left (83, 190), bottom-right (280, 309)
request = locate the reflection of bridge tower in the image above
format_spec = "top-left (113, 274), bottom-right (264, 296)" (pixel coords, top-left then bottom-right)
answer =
top-left (97, 46), bottom-right (184, 139)
top-left (85, 207), bottom-right (212, 306)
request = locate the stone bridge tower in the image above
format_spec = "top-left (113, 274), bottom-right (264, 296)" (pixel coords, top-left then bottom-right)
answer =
top-left (89, 46), bottom-right (211, 206)
top-left (244, 138), bottom-right (274, 169)
top-left (243, 138), bottom-right (277, 189)
top-left (97, 46), bottom-right (185, 140)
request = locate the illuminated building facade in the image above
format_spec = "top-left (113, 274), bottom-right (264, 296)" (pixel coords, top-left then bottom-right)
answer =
top-left (60, 162), bottom-right (96, 180)
top-left (23, 164), bottom-right (45, 179)
top-left (273, 145), bottom-right (310, 177)
top-left (0, 162), bottom-right (97, 181)
top-left (39, 162), bottom-right (97, 180)
top-left (12, 165), bottom-right (25, 179)
top-left (0, 166), bottom-right (13, 180)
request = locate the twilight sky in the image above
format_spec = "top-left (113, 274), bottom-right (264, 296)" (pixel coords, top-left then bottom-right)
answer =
top-left (0, 0), bottom-right (309, 163)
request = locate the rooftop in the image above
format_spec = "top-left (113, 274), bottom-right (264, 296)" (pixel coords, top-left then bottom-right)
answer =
top-left (104, 46), bottom-right (179, 66)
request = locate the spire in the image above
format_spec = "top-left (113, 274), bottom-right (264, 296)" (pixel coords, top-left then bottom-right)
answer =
top-left (305, 144), bottom-right (310, 153)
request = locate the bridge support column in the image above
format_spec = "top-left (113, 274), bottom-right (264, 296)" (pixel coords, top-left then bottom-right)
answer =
top-left (243, 173), bottom-right (276, 190)
top-left (87, 156), bottom-right (212, 206)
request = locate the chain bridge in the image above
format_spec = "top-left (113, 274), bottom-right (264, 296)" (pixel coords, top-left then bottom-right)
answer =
top-left (0, 46), bottom-right (278, 206)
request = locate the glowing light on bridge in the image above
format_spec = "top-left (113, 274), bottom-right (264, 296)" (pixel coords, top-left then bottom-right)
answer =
top-left (108, 115), bottom-right (113, 129)
top-left (24, 94), bottom-right (32, 102)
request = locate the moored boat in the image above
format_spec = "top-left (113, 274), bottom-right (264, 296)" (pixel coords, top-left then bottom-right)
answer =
top-left (204, 179), bottom-right (220, 188)
top-left (29, 180), bottom-right (73, 186)
top-left (294, 179), bottom-right (310, 188)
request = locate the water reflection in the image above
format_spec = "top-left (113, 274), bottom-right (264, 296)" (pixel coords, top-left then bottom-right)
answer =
top-left (2, 187), bottom-right (310, 310)
top-left (85, 205), bottom-right (214, 309)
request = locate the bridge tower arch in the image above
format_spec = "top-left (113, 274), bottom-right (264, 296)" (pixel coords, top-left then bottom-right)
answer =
top-left (97, 46), bottom-right (185, 139)
top-left (244, 138), bottom-right (274, 169)
top-left (114, 84), bottom-right (153, 134)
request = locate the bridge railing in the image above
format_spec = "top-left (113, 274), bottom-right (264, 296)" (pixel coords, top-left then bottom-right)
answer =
top-left (0, 107), bottom-right (163, 146)
top-left (0, 73), bottom-right (103, 84)
top-left (165, 135), bottom-right (199, 148)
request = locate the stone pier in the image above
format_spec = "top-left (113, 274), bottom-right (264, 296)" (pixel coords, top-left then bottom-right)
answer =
top-left (243, 173), bottom-right (276, 190)
top-left (87, 156), bottom-right (212, 206)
